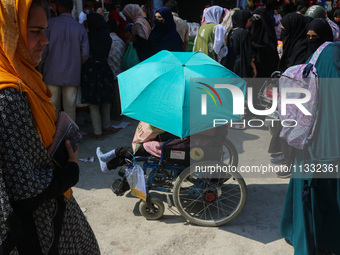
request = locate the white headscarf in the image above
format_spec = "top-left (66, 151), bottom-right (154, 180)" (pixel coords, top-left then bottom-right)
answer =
top-left (214, 25), bottom-right (228, 62)
top-left (204, 6), bottom-right (224, 24)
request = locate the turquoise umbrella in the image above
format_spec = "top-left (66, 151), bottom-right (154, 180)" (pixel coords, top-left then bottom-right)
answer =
top-left (117, 50), bottom-right (246, 138)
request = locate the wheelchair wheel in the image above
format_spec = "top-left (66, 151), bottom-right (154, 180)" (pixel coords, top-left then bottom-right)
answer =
top-left (139, 197), bottom-right (165, 220)
top-left (221, 138), bottom-right (238, 168)
top-left (173, 162), bottom-right (247, 227)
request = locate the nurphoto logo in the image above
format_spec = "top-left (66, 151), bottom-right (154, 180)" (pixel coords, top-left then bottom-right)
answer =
top-left (197, 81), bottom-right (312, 128)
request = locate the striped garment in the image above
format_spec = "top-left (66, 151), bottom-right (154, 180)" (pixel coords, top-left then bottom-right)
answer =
top-left (108, 33), bottom-right (126, 79)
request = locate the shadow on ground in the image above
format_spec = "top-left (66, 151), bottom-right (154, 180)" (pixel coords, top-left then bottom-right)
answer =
top-left (122, 183), bottom-right (289, 245)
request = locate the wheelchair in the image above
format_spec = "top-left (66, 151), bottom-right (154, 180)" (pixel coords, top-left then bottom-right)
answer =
top-left (112, 125), bottom-right (247, 227)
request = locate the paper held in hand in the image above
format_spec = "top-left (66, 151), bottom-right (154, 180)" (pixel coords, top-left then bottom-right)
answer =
top-left (47, 112), bottom-right (82, 169)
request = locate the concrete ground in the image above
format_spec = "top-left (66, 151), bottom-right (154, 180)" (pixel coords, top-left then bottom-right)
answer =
top-left (73, 112), bottom-right (294, 255)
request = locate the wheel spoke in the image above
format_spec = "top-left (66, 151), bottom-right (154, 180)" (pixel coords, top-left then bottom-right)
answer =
top-left (197, 202), bottom-right (214, 220)
top-left (216, 198), bottom-right (228, 217)
top-left (219, 195), bottom-right (241, 205)
top-left (185, 199), bottom-right (200, 214)
top-left (219, 191), bottom-right (241, 200)
top-left (200, 201), bottom-right (208, 220)
top-left (212, 199), bottom-right (237, 212)
top-left (180, 194), bottom-right (203, 211)
top-left (220, 185), bottom-right (242, 195)
top-left (207, 203), bottom-right (214, 220)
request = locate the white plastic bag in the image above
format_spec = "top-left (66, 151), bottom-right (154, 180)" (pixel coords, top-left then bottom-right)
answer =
top-left (125, 163), bottom-right (146, 201)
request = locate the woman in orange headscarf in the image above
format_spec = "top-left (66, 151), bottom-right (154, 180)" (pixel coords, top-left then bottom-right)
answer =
top-left (0, 0), bottom-right (100, 253)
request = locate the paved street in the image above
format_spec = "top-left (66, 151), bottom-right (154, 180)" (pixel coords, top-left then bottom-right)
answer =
top-left (73, 113), bottom-right (294, 255)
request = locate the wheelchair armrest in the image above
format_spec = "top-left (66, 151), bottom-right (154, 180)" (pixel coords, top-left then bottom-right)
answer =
top-left (133, 156), bottom-right (150, 162)
top-left (160, 139), bottom-right (174, 161)
top-left (125, 156), bottom-right (149, 167)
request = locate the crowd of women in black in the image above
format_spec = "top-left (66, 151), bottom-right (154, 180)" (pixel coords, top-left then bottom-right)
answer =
top-left (192, 3), bottom-right (340, 255)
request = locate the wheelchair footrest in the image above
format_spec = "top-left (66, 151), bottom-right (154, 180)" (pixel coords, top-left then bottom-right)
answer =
top-left (111, 178), bottom-right (130, 196)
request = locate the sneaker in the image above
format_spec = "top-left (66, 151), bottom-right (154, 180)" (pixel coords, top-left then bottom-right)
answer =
top-left (270, 154), bottom-right (286, 164)
top-left (96, 147), bottom-right (109, 173)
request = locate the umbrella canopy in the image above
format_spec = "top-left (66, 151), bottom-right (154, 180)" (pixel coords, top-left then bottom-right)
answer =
top-left (118, 50), bottom-right (246, 138)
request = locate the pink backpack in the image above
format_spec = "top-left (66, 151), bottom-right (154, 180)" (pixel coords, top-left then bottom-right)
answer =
top-left (278, 42), bottom-right (331, 149)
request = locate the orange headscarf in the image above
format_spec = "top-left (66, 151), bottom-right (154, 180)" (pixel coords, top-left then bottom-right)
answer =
top-left (0, 0), bottom-right (56, 148)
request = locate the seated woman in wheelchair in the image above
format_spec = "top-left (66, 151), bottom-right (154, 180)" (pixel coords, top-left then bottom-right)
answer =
top-left (96, 121), bottom-right (186, 173)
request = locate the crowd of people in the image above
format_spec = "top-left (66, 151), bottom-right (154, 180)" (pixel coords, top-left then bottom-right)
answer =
top-left (1, 0), bottom-right (340, 253)
top-left (39, 0), bottom-right (340, 138)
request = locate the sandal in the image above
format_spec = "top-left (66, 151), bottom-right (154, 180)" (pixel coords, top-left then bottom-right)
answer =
top-left (92, 133), bottom-right (104, 140)
top-left (102, 126), bottom-right (119, 135)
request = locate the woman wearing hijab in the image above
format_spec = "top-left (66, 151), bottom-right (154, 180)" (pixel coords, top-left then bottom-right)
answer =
top-left (250, 7), bottom-right (279, 78)
top-left (109, 5), bottom-right (129, 43)
top-left (306, 18), bottom-right (334, 58)
top-left (122, 4), bottom-right (151, 61)
top-left (278, 12), bottom-right (311, 72)
top-left (280, 42), bottom-right (340, 255)
top-left (193, 6), bottom-right (228, 62)
top-left (82, 13), bottom-right (117, 140)
top-left (269, 13), bottom-right (311, 169)
top-left (147, 6), bottom-right (184, 57)
top-left (269, 16), bottom-right (332, 170)
top-left (221, 10), bottom-right (256, 78)
top-left (0, 0), bottom-right (100, 253)
top-left (123, 4), bottom-right (151, 41)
